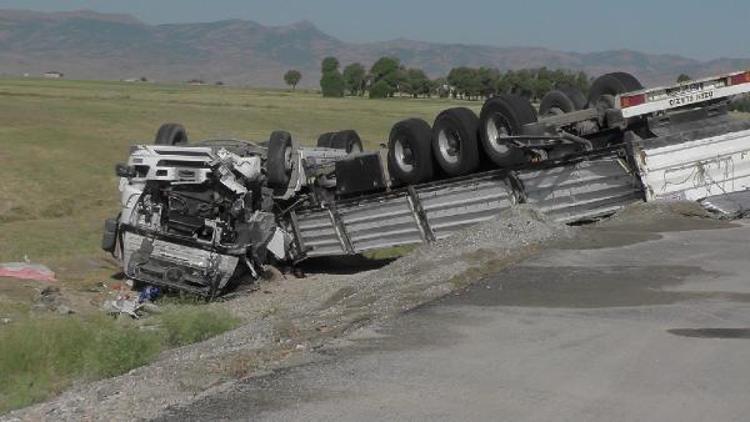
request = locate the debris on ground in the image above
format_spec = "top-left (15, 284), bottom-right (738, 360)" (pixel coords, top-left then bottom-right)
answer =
top-left (0, 262), bottom-right (56, 282)
top-left (32, 286), bottom-right (74, 314)
top-left (701, 190), bottom-right (750, 219)
top-left (102, 295), bottom-right (143, 318)
top-left (138, 286), bottom-right (161, 303)
top-left (102, 284), bottom-right (161, 319)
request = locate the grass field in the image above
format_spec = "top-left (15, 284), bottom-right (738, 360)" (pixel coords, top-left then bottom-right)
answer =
top-left (0, 79), bottom-right (474, 267)
top-left (0, 78), bottom-right (474, 412)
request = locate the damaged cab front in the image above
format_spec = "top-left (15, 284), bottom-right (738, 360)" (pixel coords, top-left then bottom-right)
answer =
top-left (105, 137), bottom-right (287, 297)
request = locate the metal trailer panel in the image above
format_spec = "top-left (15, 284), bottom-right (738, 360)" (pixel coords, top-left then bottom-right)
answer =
top-left (337, 195), bottom-right (424, 252)
top-left (517, 157), bottom-right (642, 223)
top-left (292, 155), bottom-right (643, 258)
top-left (416, 174), bottom-right (515, 239)
top-left (293, 208), bottom-right (346, 257)
top-left (634, 122), bottom-right (750, 201)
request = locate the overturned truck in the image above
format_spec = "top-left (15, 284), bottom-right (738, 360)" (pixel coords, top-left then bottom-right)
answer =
top-left (102, 70), bottom-right (750, 296)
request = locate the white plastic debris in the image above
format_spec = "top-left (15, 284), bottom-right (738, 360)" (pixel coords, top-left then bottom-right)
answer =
top-left (102, 295), bottom-right (143, 318)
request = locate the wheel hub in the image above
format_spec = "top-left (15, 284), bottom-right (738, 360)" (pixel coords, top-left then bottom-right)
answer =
top-left (394, 138), bottom-right (415, 172)
top-left (283, 146), bottom-right (293, 173)
top-left (437, 128), bottom-right (461, 164)
top-left (486, 113), bottom-right (511, 154)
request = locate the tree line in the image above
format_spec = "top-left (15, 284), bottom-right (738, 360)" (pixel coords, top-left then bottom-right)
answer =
top-left (284, 58), bottom-right (722, 103)
top-left (284, 56), bottom-right (593, 101)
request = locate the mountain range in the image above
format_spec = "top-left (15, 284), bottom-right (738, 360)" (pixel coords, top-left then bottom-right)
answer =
top-left (0, 9), bottom-right (748, 88)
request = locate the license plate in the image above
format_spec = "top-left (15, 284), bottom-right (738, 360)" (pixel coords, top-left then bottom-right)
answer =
top-left (649, 80), bottom-right (723, 107)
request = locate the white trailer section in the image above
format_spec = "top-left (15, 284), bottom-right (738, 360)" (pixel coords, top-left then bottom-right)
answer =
top-left (631, 120), bottom-right (750, 201)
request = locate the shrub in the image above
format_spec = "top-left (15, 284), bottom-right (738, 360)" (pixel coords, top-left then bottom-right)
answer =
top-left (369, 80), bottom-right (392, 99)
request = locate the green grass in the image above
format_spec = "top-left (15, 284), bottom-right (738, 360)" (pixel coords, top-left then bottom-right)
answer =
top-left (0, 307), bottom-right (239, 413)
top-left (160, 305), bottom-right (238, 347)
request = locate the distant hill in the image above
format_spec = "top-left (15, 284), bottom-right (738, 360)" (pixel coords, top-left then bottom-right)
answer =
top-left (0, 9), bottom-right (748, 88)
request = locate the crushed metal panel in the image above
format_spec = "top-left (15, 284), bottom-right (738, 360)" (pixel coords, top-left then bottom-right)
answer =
top-left (634, 121), bottom-right (750, 201)
top-left (121, 232), bottom-right (239, 292)
top-left (416, 173), bottom-right (515, 239)
top-left (337, 194), bottom-right (424, 252)
top-left (517, 157), bottom-right (642, 223)
top-left (293, 209), bottom-right (346, 257)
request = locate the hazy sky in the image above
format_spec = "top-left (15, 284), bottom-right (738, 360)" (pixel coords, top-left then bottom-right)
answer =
top-left (1, 0), bottom-right (748, 60)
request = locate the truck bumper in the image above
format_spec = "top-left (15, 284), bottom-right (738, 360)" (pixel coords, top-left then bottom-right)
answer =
top-left (120, 229), bottom-right (240, 296)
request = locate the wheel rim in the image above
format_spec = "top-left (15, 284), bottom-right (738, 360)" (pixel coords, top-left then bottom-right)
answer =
top-left (349, 142), bottom-right (362, 154)
top-left (394, 138), bottom-right (415, 173)
top-left (485, 113), bottom-right (512, 154)
top-left (546, 106), bottom-right (565, 117)
top-left (437, 128), bottom-right (461, 164)
top-left (283, 146), bottom-right (293, 174)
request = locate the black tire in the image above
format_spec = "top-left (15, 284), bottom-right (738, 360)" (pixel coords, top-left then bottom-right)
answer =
top-left (387, 118), bottom-right (434, 185)
top-left (267, 130), bottom-right (294, 189)
top-left (431, 107), bottom-right (480, 176)
top-left (101, 217), bottom-right (118, 254)
top-left (316, 132), bottom-right (336, 148)
top-left (155, 123), bottom-right (188, 146)
top-left (587, 72), bottom-right (643, 108)
top-left (559, 86), bottom-right (587, 110)
top-left (539, 90), bottom-right (578, 116)
top-left (478, 95), bottom-right (537, 168)
top-left (330, 130), bottom-right (363, 154)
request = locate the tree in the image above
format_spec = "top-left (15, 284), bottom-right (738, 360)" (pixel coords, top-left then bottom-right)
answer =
top-left (477, 67), bottom-right (500, 98)
top-left (284, 69), bottom-right (302, 90)
top-left (447, 67), bottom-right (481, 99)
top-left (369, 80), bottom-right (391, 99)
top-left (321, 57), bottom-right (340, 74)
top-left (320, 57), bottom-right (345, 97)
top-left (403, 68), bottom-right (431, 98)
top-left (343, 63), bottom-right (366, 96)
top-left (369, 57), bottom-right (402, 96)
top-left (677, 73), bottom-right (691, 83)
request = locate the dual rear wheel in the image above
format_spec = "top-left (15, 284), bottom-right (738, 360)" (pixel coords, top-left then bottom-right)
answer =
top-left (387, 94), bottom-right (538, 185)
top-left (387, 71), bottom-right (643, 186)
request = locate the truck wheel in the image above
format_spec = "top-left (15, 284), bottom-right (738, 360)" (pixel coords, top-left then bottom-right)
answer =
top-left (560, 86), bottom-right (587, 110)
top-left (588, 72), bottom-right (643, 108)
top-left (387, 118), bottom-right (434, 185)
top-left (479, 95), bottom-right (537, 168)
top-left (154, 123), bottom-right (188, 146)
top-left (539, 90), bottom-right (577, 116)
top-left (316, 132), bottom-right (336, 148)
top-left (267, 130), bottom-right (294, 189)
top-left (431, 107), bottom-right (480, 176)
top-left (330, 130), bottom-right (364, 154)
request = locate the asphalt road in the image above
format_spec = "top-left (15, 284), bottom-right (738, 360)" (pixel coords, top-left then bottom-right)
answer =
top-left (158, 218), bottom-right (750, 421)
